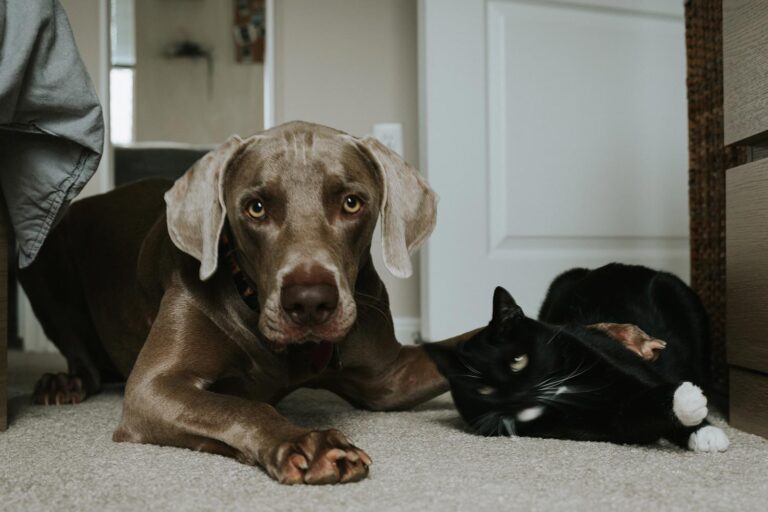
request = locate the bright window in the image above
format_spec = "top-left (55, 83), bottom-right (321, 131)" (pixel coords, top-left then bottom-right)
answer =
top-left (110, 0), bottom-right (135, 144)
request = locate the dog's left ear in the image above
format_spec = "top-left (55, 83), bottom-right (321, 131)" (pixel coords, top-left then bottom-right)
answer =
top-left (164, 135), bottom-right (245, 280)
top-left (357, 136), bottom-right (438, 278)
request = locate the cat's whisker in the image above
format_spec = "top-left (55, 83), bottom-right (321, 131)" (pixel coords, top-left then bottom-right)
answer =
top-left (457, 354), bottom-right (481, 376)
top-left (470, 410), bottom-right (501, 436)
top-left (544, 326), bottom-right (565, 345)
top-left (535, 371), bottom-right (571, 389)
top-left (447, 373), bottom-right (483, 380)
top-left (539, 359), bottom-right (599, 391)
top-left (500, 416), bottom-right (516, 436)
top-left (535, 360), bottom-right (587, 390)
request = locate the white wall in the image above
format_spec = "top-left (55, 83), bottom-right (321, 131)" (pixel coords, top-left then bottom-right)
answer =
top-left (134, 0), bottom-right (264, 144)
top-left (274, 0), bottom-right (421, 323)
top-left (59, 0), bottom-right (111, 197)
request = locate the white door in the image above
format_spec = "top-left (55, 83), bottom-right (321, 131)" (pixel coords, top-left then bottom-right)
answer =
top-left (419, 0), bottom-right (688, 341)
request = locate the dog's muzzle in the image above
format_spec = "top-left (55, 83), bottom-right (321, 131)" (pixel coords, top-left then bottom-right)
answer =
top-left (280, 283), bottom-right (339, 326)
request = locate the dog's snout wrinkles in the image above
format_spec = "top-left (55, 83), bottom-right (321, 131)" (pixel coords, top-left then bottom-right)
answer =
top-left (281, 284), bottom-right (339, 326)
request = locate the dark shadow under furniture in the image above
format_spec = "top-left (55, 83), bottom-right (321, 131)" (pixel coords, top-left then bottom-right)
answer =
top-left (1, 194), bottom-right (8, 430)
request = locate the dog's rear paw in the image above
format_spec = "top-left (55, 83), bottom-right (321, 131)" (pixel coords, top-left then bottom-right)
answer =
top-left (673, 382), bottom-right (708, 426)
top-left (33, 373), bottom-right (86, 406)
top-left (688, 426), bottom-right (730, 452)
top-left (266, 429), bottom-right (371, 485)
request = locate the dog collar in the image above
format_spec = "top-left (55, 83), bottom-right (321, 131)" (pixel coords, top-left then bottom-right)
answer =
top-left (219, 230), bottom-right (341, 373)
top-left (220, 231), bottom-right (260, 311)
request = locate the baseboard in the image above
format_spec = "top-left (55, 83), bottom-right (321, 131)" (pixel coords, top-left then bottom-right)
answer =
top-left (394, 316), bottom-right (422, 345)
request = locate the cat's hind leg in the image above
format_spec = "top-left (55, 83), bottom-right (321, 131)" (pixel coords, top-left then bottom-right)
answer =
top-left (685, 424), bottom-right (730, 452)
top-left (610, 381), bottom-right (726, 451)
top-left (666, 382), bottom-right (729, 452)
top-left (672, 381), bottom-right (708, 426)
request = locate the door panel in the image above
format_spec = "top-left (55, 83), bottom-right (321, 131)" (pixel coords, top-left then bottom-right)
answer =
top-left (420, 0), bottom-right (688, 341)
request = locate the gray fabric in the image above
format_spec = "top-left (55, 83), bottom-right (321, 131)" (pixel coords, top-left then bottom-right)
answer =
top-left (0, 0), bottom-right (104, 267)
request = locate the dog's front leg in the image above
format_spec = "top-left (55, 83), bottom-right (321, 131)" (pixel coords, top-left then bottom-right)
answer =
top-left (332, 329), bottom-right (481, 411)
top-left (114, 291), bottom-right (370, 485)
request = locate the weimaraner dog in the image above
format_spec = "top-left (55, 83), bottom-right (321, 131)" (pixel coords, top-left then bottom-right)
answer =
top-left (19, 121), bottom-right (650, 484)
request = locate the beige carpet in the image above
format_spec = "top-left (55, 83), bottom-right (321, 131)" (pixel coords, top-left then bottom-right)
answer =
top-left (2, 351), bottom-right (768, 512)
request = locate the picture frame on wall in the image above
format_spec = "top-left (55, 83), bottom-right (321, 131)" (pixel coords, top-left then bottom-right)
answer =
top-left (233, 0), bottom-right (265, 63)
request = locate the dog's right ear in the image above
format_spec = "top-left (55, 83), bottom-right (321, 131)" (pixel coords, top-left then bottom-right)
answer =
top-left (355, 136), bottom-right (438, 279)
top-left (164, 135), bottom-right (244, 280)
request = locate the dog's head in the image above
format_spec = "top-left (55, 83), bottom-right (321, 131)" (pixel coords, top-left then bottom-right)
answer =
top-left (164, 121), bottom-right (437, 346)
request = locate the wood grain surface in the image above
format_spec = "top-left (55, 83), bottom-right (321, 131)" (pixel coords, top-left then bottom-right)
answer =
top-left (726, 160), bottom-right (768, 374)
top-left (724, 0), bottom-right (768, 145)
top-left (730, 367), bottom-right (768, 438)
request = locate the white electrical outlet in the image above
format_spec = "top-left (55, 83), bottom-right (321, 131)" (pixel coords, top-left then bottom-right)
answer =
top-left (372, 123), bottom-right (404, 157)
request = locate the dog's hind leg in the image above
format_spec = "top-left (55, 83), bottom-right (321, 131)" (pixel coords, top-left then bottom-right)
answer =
top-left (22, 282), bottom-right (107, 405)
top-left (18, 230), bottom-right (114, 405)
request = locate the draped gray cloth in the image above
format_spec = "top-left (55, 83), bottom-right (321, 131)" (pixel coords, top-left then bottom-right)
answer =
top-left (0, 0), bottom-right (104, 267)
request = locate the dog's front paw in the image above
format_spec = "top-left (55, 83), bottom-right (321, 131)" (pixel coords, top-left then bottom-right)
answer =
top-left (673, 382), bottom-right (708, 426)
top-left (688, 426), bottom-right (730, 452)
top-left (266, 429), bottom-right (371, 485)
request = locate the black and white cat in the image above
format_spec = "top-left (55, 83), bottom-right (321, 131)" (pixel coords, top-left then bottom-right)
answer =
top-left (426, 263), bottom-right (729, 452)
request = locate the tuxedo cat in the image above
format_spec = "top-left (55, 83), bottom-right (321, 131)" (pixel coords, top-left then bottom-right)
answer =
top-left (426, 263), bottom-right (729, 452)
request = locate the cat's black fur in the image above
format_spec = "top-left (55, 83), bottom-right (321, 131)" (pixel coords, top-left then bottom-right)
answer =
top-left (426, 263), bottom-right (728, 451)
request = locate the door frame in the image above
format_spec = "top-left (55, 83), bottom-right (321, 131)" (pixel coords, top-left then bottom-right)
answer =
top-left (419, 0), bottom-right (488, 340)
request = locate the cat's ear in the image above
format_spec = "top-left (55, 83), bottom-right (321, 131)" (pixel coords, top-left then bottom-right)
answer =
top-left (423, 343), bottom-right (464, 378)
top-left (492, 286), bottom-right (524, 324)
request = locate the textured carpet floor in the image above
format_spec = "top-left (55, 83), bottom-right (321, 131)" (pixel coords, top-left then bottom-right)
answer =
top-left (2, 351), bottom-right (768, 512)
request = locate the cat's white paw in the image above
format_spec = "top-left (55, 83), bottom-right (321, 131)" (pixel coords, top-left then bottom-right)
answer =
top-left (688, 426), bottom-right (730, 452)
top-left (673, 382), bottom-right (708, 426)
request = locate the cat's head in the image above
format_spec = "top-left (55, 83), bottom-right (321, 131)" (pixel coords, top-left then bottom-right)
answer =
top-left (426, 286), bottom-right (567, 436)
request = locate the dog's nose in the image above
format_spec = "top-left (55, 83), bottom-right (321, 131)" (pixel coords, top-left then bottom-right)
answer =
top-left (281, 283), bottom-right (339, 326)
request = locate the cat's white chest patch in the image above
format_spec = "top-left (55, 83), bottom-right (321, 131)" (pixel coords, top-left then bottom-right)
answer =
top-left (516, 406), bottom-right (545, 422)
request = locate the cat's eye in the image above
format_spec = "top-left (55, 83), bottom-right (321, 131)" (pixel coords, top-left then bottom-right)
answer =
top-left (510, 354), bottom-right (529, 372)
top-left (342, 195), bottom-right (363, 214)
top-left (477, 385), bottom-right (496, 396)
top-left (246, 200), bottom-right (266, 220)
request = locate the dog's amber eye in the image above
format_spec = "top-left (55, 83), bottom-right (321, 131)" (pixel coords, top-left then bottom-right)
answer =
top-left (510, 354), bottom-right (529, 372)
top-left (246, 200), bottom-right (266, 219)
top-left (342, 195), bottom-right (363, 214)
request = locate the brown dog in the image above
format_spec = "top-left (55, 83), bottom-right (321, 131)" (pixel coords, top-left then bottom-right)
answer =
top-left (19, 121), bottom-right (655, 484)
